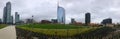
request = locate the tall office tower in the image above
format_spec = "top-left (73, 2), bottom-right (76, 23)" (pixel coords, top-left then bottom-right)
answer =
top-left (6, 2), bottom-right (11, 24)
top-left (85, 12), bottom-right (91, 25)
top-left (71, 18), bottom-right (76, 24)
top-left (101, 18), bottom-right (112, 25)
top-left (3, 2), bottom-right (11, 24)
top-left (15, 12), bottom-right (20, 24)
top-left (57, 6), bottom-right (65, 24)
top-left (57, 0), bottom-right (65, 24)
top-left (3, 7), bottom-right (7, 24)
top-left (57, 1), bottom-right (65, 24)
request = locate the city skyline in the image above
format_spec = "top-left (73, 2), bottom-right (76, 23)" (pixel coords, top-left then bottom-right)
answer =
top-left (0, 0), bottom-right (120, 23)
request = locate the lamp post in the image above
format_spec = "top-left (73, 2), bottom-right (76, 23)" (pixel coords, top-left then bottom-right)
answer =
top-left (32, 15), bottom-right (34, 23)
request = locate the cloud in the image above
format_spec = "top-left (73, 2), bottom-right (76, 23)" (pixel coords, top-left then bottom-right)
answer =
top-left (61, 0), bottom-right (120, 23)
top-left (0, 0), bottom-right (120, 23)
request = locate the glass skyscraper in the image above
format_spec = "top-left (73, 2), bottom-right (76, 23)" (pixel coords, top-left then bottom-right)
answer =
top-left (57, 6), bottom-right (65, 24)
top-left (6, 2), bottom-right (11, 23)
top-left (3, 7), bottom-right (7, 23)
top-left (15, 12), bottom-right (20, 24)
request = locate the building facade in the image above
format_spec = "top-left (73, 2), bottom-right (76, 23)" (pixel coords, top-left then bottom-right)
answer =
top-left (10, 16), bottom-right (13, 24)
top-left (51, 19), bottom-right (58, 24)
top-left (101, 18), bottom-right (112, 25)
top-left (3, 7), bottom-right (7, 24)
top-left (0, 19), bottom-right (2, 24)
top-left (57, 6), bottom-right (65, 24)
top-left (85, 13), bottom-right (91, 25)
top-left (71, 18), bottom-right (76, 24)
top-left (6, 2), bottom-right (12, 24)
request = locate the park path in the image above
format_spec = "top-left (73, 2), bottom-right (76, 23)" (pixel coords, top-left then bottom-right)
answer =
top-left (0, 25), bottom-right (16, 39)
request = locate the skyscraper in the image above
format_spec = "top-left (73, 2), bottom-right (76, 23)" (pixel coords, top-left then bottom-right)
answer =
top-left (85, 12), bottom-right (91, 25)
top-left (15, 12), bottom-right (20, 24)
top-left (57, 0), bottom-right (65, 24)
top-left (57, 6), bottom-right (65, 24)
top-left (3, 7), bottom-right (7, 24)
top-left (3, 2), bottom-right (12, 24)
top-left (6, 2), bottom-right (11, 24)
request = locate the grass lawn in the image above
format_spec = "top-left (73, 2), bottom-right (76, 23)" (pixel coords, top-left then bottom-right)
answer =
top-left (18, 24), bottom-right (91, 29)
top-left (0, 24), bottom-right (7, 29)
top-left (16, 24), bottom-right (100, 36)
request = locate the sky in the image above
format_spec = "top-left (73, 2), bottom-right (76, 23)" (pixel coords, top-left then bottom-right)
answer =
top-left (0, 0), bottom-right (120, 24)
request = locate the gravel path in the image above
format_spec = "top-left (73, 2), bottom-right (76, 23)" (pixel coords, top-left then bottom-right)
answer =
top-left (0, 25), bottom-right (16, 39)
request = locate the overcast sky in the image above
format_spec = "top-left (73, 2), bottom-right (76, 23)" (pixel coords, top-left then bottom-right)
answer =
top-left (0, 0), bottom-right (120, 23)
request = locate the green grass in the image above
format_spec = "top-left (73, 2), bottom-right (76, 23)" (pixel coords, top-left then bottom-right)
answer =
top-left (0, 24), bottom-right (7, 29)
top-left (16, 24), bottom-right (99, 36)
top-left (18, 24), bottom-right (90, 29)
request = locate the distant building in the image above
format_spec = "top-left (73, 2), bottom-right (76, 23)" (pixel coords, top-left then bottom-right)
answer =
top-left (73, 22), bottom-right (84, 26)
top-left (15, 12), bottom-right (20, 24)
top-left (0, 19), bottom-right (2, 24)
top-left (85, 12), bottom-right (91, 25)
top-left (41, 20), bottom-right (51, 24)
top-left (101, 18), bottom-right (112, 25)
top-left (57, 6), bottom-right (65, 24)
top-left (3, 2), bottom-right (13, 24)
top-left (71, 18), bottom-right (76, 24)
top-left (19, 20), bottom-right (25, 24)
top-left (26, 19), bottom-right (33, 23)
top-left (51, 19), bottom-right (58, 23)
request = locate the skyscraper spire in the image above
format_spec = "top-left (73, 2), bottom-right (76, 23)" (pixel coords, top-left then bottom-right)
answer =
top-left (57, 0), bottom-right (59, 7)
top-left (57, 0), bottom-right (66, 24)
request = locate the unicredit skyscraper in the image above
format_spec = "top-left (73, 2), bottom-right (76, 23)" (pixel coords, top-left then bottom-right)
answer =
top-left (57, 6), bottom-right (65, 24)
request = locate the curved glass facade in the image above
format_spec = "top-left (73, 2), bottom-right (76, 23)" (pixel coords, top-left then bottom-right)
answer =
top-left (57, 6), bottom-right (65, 24)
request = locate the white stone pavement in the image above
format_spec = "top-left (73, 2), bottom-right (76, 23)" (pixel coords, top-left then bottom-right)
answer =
top-left (0, 25), bottom-right (16, 39)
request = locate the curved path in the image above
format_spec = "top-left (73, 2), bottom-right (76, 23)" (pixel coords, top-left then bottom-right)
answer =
top-left (0, 25), bottom-right (16, 39)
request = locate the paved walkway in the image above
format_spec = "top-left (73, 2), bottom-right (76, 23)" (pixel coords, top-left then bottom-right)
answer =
top-left (0, 25), bottom-right (16, 39)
